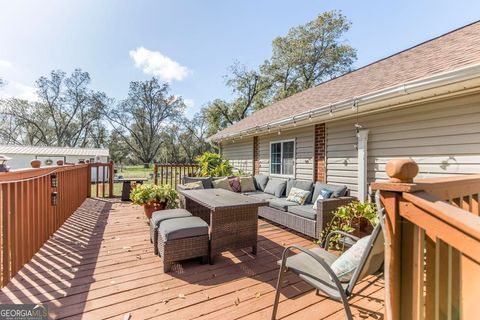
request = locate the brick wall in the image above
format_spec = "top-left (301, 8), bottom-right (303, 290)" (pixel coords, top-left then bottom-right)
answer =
top-left (253, 136), bottom-right (259, 175)
top-left (314, 123), bottom-right (326, 182)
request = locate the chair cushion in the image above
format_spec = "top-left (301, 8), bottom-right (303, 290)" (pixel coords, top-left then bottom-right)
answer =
top-left (278, 247), bottom-right (347, 298)
top-left (312, 183), bottom-right (348, 202)
top-left (286, 180), bottom-right (314, 203)
top-left (288, 205), bottom-right (317, 220)
top-left (183, 176), bottom-right (213, 189)
top-left (268, 198), bottom-right (299, 212)
top-left (331, 235), bottom-right (371, 282)
top-left (151, 209), bottom-right (192, 228)
top-left (212, 177), bottom-right (232, 191)
top-left (239, 176), bottom-right (256, 192)
top-left (228, 176), bottom-right (241, 192)
top-left (286, 187), bottom-right (311, 205)
top-left (264, 178), bottom-right (287, 197)
top-left (254, 175), bottom-right (269, 191)
top-left (184, 181), bottom-right (204, 190)
top-left (247, 192), bottom-right (277, 201)
top-left (159, 216), bottom-right (209, 241)
top-left (312, 189), bottom-right (334, 209)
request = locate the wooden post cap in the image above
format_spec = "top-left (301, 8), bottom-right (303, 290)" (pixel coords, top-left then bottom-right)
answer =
top-left (385, 159), bottom-right (419, 183)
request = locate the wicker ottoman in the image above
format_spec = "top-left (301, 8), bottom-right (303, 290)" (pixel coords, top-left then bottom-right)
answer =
top-left (150, 209), bottom-right (192, 255)
top-left (158, 217), bottom-right (209, 272)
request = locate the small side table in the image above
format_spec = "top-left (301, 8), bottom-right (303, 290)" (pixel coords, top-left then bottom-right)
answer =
top-left (118, 178), bottom-right (148, 201)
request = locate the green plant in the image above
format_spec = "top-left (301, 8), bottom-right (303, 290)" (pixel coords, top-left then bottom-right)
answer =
top-left (130, 183), bottom-right (178, 209)
top-left (195, 152), bottom-right (233, 177)
top-left (320, 200), bottom-right (378, 249)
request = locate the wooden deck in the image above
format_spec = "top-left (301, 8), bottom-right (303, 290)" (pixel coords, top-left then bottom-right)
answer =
top-left (0, 198), bottom-right (384, 319)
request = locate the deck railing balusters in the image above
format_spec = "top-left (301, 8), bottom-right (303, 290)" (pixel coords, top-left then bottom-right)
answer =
top-left (153, 163), bottom-right (199, 187)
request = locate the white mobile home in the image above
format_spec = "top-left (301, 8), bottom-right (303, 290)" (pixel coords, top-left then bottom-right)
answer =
top-left (0, 145), bottom-right (110, 182)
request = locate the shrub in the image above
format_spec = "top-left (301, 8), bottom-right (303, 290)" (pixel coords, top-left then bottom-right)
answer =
top-left (320, 200), bottom-right (378, 249)
top-left (130, 183), bottom-right (178, 209)
top-left (195, 152), bottom-right (233, 177)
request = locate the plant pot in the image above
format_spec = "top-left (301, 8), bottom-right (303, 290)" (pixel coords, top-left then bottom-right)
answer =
top-left (56, 160), bottom-right (64, 166)
top-left (351, 217), bottom-right (373, 237)
top-left (30, 159), bottom-right (41, 168)
top-left (143, 201), bottom-right (167, 219)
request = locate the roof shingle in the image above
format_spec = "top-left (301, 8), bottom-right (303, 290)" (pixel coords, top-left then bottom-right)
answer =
top-left (210, 21), bottom-right (480, 140)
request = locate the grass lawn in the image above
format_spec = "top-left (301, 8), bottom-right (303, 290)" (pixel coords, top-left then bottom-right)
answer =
top-left (91, 165), bottom-right (156, 198)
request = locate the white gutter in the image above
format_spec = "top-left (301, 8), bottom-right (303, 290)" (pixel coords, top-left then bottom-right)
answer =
top-left (210, 63), bottom-right (480, 142)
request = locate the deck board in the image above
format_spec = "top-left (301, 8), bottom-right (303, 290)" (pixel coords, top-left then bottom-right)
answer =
top-left (0, 198), bottom-right (384, 319)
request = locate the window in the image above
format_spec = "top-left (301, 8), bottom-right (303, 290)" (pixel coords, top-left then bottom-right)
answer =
top-left (270, 140), bottom-right (295, 177)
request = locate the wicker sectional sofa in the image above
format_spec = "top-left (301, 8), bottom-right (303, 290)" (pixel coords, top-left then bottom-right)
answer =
top-left (179, 175), bottom-right (356, 240)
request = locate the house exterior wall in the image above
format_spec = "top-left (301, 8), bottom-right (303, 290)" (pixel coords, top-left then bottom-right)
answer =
top-left (221, 137), bottom-right (254, 174)
top-left (326, 94), bottom-right (480, 197)
top-left (257, 126), bottom-right (315, 180)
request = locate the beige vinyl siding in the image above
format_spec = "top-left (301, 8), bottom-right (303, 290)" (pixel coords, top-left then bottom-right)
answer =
top-left (327, 94), bottom-right (480, 197)
top-left (258, 125), bottom-right (314, 180)
top-left (221, 137), bottom-right (254, 174)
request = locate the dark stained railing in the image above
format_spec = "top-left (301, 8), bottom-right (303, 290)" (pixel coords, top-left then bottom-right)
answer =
top-left (89, 161), bottom-right (114, 198)
top-left (153, 163), bottom-right (199, 187)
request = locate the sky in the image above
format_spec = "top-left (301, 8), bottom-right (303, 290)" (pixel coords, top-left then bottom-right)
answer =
top-left (0, 0), bottom-right (479, 118)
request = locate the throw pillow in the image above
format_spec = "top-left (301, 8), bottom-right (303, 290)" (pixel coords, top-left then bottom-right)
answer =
top-left (286, 187), bottom-right (311, 205)
top-left (312, 189), bottom-right (333, 209)
top-left (184, 181), bottom-right (204, 190)
top-left (331, 235), bottom-right (371, 282)
top-left (264, 178), bottom-right (287, 197)
top-left (212, 177), bottom-right (232, 191)
top-left (228, 177), bottom-right (241, 193)
top-left (239, 176), bottom-right (256, 192)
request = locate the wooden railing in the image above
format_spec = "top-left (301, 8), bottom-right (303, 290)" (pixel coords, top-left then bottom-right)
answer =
top-left (89, 161), bottom-right (114, 198)
top-left (0, 164), bottom-right (89, 287)
top-left (153, 163), bottom-right (199, 187)
top-left (372, 159), bottom-right (480, 320)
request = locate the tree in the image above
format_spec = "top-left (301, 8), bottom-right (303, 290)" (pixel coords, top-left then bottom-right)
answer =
top-left (0, 69), bottom-right (108, 147)
top-left (204, 64), bottom-right (271, 134)
top-left (265, 11), bottom-right (356, 101)
top-left (104, 78), bottom-right (185, 166)
top-left (205, 11), bottom-right (356, 135)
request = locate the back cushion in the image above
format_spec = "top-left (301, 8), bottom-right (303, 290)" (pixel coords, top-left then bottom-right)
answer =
top-left (183, 176), bottom-right (213, 189)
top-left (254, 175), bottom-right (269, 191)
top-left (311, 182), bottom-right (348, 202)
top-left (264, 178), bottom-right (287, 197)
top-left (286, 180), bottom-right (314, 203)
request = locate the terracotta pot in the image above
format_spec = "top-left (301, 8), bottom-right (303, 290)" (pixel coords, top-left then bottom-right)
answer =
top-left (143, 201), bottom-right (167, 219)
top-left (56, 160), bottom-right (64, 166)
top-left (30, 159), bottom-right (41, 168)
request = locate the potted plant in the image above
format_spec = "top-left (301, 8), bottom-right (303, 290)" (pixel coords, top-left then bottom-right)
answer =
top-left (320, 200), bottom-right (378, 249)
top-left (130, 183), bottom-right (178, 219)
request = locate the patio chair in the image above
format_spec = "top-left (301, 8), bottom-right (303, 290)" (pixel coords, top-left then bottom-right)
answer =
top-left (271, 222), bottom-right (384, 320)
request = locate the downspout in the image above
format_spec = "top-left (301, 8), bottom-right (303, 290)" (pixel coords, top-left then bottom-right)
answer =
top-left (357, 129), bottom-right (369, 202)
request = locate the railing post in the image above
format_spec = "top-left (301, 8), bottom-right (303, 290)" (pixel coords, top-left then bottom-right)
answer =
top-left (372, 159), bottom-right (419, 320)
top-left (87, 163), bottom-right (92, 198)
top-left (108, 161), bottom-right (114, 198)
top-left (153, 164), bottom-right (158, 185)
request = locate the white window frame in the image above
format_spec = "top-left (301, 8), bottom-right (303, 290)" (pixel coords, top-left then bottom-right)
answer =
top-left (269, 139), bottom-right (296, 178)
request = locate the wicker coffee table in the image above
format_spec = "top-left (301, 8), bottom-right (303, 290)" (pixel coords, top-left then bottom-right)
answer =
top-left (178, 188), bottom-right (267, 263)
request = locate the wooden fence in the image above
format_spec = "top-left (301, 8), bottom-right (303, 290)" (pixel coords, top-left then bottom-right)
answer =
top-left (0, 164), bottom-right (89, 287)
top-left (153, 163), bottom-right (199, 186)
top-left (372, 159), bottom-right (480, 320)
top-left (89, 161), bottom-right (114, 198)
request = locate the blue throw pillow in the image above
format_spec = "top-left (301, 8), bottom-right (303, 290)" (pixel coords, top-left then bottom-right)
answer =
top-left (320, 189), bottom-right (333, 199)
